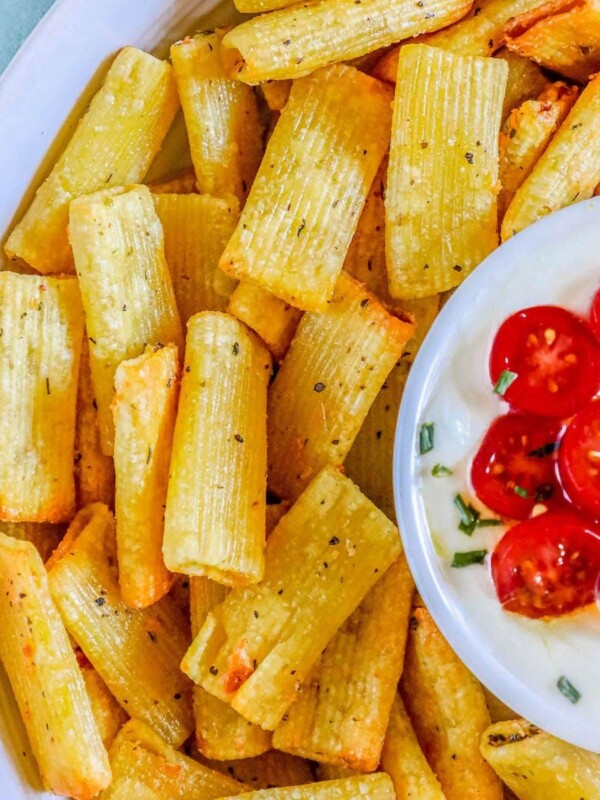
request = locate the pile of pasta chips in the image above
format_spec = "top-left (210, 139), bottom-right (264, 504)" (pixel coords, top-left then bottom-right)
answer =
top-left (1, 3), bottom-right (600, 798)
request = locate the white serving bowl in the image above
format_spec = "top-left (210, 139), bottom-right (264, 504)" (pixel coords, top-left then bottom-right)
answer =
top-left (0, 1), bottom-right (231, 794)
top-left (3, 0), bottom-right (600, 793)
top-left (394, 196), bottom-right (600, 753)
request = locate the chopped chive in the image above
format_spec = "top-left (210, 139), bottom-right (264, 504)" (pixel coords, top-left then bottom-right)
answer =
top-left (514, 485), bottom-right (529, 498)
top-left (451, 549), bottom-right (487, 568)
top-left (459, 520), bottom-right (477, 535)
top-left (419, 423), bottom-right (435, 454)
top-left (493, 369), bottom-right (517, 396)
top-left (477, 518), bottom-right (503, 528)
top-left (432, 463), bottom-right (452, 477)
top-left (454, 493), bottom-right (480, 535)
top-left (557, 676), bottom-right (581, 704)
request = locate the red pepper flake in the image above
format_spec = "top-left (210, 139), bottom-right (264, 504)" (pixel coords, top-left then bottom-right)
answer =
top-left (223, 640), bottom-right (255, 694)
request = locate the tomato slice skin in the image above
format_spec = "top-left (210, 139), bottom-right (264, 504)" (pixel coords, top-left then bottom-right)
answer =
top-left (558, 398), bottom-right (600, 520)
top-left (471, 413), bottom-right (562, 520)
top-left (491, 510), bottom-right (600, 619)
top-left (490, 305), bottom-right (600, 418)
top-left (590, 287), bottom-right (600, 340)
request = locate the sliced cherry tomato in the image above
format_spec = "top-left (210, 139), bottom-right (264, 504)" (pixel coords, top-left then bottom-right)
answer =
top-left (559, 398), bottom-right (600, 520)
top-left (490, 305), bottom-right (600, 417)
top-left (590, 286), bottom-right (600, 340)
top-left (491, 509), bottom-right (600, 618)
top-left (471, 413), bottom-right (561, 520)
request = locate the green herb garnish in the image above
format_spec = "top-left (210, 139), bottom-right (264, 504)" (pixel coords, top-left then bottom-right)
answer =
top-left (454, 493), bottom-right (480, 535)
top-left (432, 463), bottom-right (452, 477)
top-left (451, 549), bottom-right (487, 568)
top-left (494, 369), bottom-right (517, 396)
top-left (477, 518), bottom-right (503, 528)
top-left (557, 676), bottom-right (581, 704)
top-left (419, 423), bottom-right (435, 454)
top-left (514, 485), bottom-right (529, 498)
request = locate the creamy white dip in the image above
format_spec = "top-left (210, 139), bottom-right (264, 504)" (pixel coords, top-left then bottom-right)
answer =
top-left (400, 200), bottom-right (600, 749)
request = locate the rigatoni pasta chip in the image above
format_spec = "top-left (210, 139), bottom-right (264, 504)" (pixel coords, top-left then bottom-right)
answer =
top-left (69, 184), bottom-right (183, 454)
top-left (386, 45), bottom-right (507, 298)
top-left (502, 0), bottom-right (579, 37)
top-left (0, 521), bottom-right (65, 564)
top-left (218, 774), bottom-right (397, 799)
top-left (181, 466), bottom-right (401, 731)
top-left (265, 502), bottom-right (290, 535)
top-left (505, 0), bottom-right (600, 83)
top-left (154, 192), bottom-right (239, 321)
top-left (496, 47), bottom-right (549, 120)
top-left (219, 64), bottom-right (392, 311)
top-left (148, 166), bottom-right (198, 195)
top-left (267, 273), bottom-right (414, 501)
top-left (372, 0), bottom-right (548, 83)
top-left (272, 556), bottom-right (414, 771)
top-left (401, 606), bottom-right (503, 800)
top-left (0, 272), bottom-right (83, 522)
top-left (261, 80), bottom-right (292, 111)
top-left (381, 694), bottom-right (446, 800)
top-left (502, 73), bottom-right (600, 239)
top-left (228, 282), bottom-right (303, 362)
top-left (343, 158), bottom-right (390, 300)
top-left (193, 688), bottom-right (273, 760)
top-left (480, 719), bottom-right (600, 800)
top-left (171, 31), bottom-right (263, 202)
top-left (102, 719), bottom-right (246, 799)
top-left (48, 504), bottom-right (194, 747)
top-left (75, 341), bottom-right (115, 509)
top-left (315, 764), bottom-right (360, 780)
top-left (190, 576), bottom-right (230, 638)
top-left (498, 82), bottom-right (578, 219)
top-left (201, 750), bottom-right (314, 788)
top-left (0, 534), bottom-right (110, 799)
top-left (344, 296), bottom-right (440, 521)
top-left (77, 655), bottom-right (129, 751)
top-left (5, 48), bottom-right (179, 274)
top-left (113, 345), bottom-right (179, 608)
top-left (190, 576), bottom-right (272, 759)
top-left (220, 0), bottom-right (473, 83)
top-left (163, 312), bottom-right (271, 585)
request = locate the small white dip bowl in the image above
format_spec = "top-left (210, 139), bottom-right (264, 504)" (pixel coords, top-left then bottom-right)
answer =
top-left (394, 196), bottom-right (600, 752)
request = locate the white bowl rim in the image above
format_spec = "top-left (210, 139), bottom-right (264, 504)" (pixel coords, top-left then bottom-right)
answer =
top-left (393, 195), bottom-right (600, 751)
